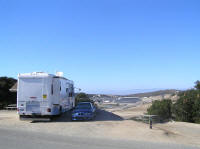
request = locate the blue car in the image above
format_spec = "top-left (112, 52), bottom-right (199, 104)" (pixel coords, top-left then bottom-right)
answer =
top-left (71, 102), bottom-right (96, 121)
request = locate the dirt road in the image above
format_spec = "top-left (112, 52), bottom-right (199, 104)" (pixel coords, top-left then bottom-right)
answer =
top-left (0, 109), bottom-right (200, 148)
top-left (1, 127), bottom-right (196, 149)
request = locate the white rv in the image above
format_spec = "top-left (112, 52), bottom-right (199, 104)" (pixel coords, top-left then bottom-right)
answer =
top-left (17, 72), bottom-right (75, 119)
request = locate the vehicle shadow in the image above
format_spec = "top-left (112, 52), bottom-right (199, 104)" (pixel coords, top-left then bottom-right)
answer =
top-left (52, 109), bottom-right (123, 122)
top-left (94, 109), bottom-right (123, 121)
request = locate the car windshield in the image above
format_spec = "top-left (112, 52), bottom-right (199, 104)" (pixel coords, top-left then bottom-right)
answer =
top-left (76, 103), bottom-right (91, 109)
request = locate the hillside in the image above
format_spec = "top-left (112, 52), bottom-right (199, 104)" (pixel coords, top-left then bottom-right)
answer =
top-left (87, 89), bottom-right (180, 99)
top-left (126, 89), bottom-right (179, 98)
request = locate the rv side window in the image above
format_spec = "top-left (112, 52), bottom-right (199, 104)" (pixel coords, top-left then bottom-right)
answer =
top-left (66, 88), bottom-right (68, 93)
top-left (51, 84), bottom-right (53, 95)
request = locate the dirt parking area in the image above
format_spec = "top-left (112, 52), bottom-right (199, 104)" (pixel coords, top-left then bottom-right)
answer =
top-left (0, 107), bottom-right (200, 147)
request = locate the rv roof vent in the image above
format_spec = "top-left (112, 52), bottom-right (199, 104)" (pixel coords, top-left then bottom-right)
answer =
top-left (56, 72), bottom-right (64, 77)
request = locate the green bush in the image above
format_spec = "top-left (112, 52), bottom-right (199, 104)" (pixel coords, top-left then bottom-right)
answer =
top-left (147, 81), bottom-right (200, 124)
top-left (147, 99), bottom-right (172, 120)
top-left (173, 89), bottom-right (200, 123)
top-left (75, 93), bottom-right (91, 105)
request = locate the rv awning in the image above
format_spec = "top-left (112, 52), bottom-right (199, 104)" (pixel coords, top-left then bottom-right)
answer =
top-left (9, 82), bottom-right (17, 92)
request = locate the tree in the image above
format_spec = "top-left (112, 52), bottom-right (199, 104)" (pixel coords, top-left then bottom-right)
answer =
top-left (195, 80), bottom-right (200, 90)
top-left (0, 77), bottom-right (17, 106)
top-left (75, 92), bottom-right (91, 105)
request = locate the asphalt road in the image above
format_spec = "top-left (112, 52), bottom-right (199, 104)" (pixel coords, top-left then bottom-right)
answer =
top-left (0, 128), bottom-right (198, 149)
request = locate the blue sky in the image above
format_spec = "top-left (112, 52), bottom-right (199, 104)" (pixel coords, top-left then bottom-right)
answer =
top-left (0, 0), bottom-right (200, 94)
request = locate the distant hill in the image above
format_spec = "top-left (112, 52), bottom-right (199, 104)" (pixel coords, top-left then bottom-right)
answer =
top-left (87, 89), bottom-right (180, 98)
top-left (125, 89), bottom-right (179, 98)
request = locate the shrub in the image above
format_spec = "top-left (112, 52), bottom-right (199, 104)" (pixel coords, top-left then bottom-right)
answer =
top-left (75, 93), bottom-right (91, 105)
top-left (147, 99), bottom-right (172, 120)
top-left (173, 89), bottom-right (200, 123)
top-left (147, 81), bottom-right (200, 124)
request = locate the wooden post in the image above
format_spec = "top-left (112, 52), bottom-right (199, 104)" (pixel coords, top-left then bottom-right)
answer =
top-left (149, 117), bottom-right (152, 129)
